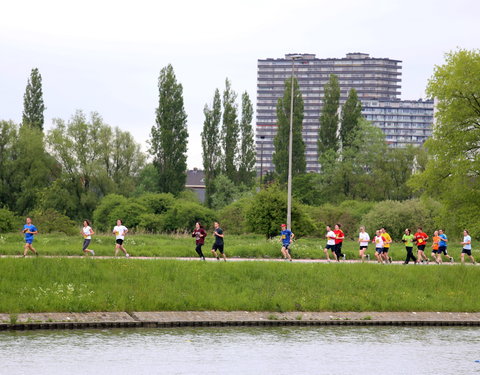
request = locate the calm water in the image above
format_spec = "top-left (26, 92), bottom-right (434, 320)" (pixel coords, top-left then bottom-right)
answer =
top-left (0, 326), bottom-right (479, 375)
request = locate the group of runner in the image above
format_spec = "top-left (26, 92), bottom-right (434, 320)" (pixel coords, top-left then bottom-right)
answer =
top-left (19, 217), bottom-right (477, 265)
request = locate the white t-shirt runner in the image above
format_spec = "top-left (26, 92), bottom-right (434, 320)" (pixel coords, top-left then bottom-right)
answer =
top-left (113, 225), bottom-right (128, 240)
top-left (83, 226), bottom-right (92, 239)
top-left (374, 235), bottom-right (385, 248)
top-left (359, 232), bottom-right (370, 247)
top-left (326, 230), bottom-right (336, 246)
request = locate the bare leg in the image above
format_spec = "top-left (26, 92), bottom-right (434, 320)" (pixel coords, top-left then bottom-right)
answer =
top-left (323, 248), bottom-right (330, 261)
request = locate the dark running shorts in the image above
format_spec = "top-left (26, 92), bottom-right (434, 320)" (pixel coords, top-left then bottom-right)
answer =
top-left (462, 248), bottom-right (472, 256)
top-left (282, 243), bottom-right (290, 250)
top-left (116, 239), bottom-right (124, 245)
top-left (417, 245), bottom-right (426, 251)
top-left (359, 246), bottom-right (368, 251)
top-left (438, 246), bottom-right (448, 255)
top-left (212, 243), bottom-right (224, 254)
top-left (83, 239), bottom-right (91, 251)
top-left (382, 247), bottom-right (389, 253)
top-left (432, 249), bottom-right (439, 254)
top-left (326, 244), bottom-right (335, 251)
top-left (376, 247), bottom-right (383, 254)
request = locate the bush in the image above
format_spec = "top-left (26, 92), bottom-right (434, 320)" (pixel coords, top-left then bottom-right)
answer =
top-left (245, 185), bottom-right (316, 238)
top-left (108, 202), bottom-right (147, 231)
top-left (30, 209), bottom-right (77, 236)
top-left (162, 201), bottom-right (216, 232)
top-left (135, 193), bottom-right (175, 215)
top-left (0, 208), bottom-right (20, 233)
top-left (138, 213), bottom-right (165, 233)
top-left (218, 198), bottom-right (251, 234)
top-left (93, 194), bottom-right (128, 231)
top-left (361, 198), bottom-right (441, 240)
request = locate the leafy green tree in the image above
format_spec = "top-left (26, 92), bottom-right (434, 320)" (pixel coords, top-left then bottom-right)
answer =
top-left (238, 91), bottom-right (256, 186)
top-left (221, 79), bottom-right (239, 181)
top-left (340, 88), bottom-right (362, 150)
top-left (22, 68), bottom-right (46, 130)
top-left (272, 77), bottom-right (306, 183)
top-left (150, 64), bottom-right (189, 195)
top-left (210, 174), bottom-right (239, 210)
top-left (410, 49), bottom-right (480, 235)
top-left (201, 89), bottom-right (222, 207)
top-left (0, 121), bottom-right (17, 208)
top-left (318, 74), bottom-right (340, 156)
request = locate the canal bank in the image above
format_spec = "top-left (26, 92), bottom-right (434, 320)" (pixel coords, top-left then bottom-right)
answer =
top-left (2, 311), bottom-right (480, 330)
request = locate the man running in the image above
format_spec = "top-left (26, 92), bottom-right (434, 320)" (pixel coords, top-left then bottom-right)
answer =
top-left (414, 227), bottom-right (429, 263)
top-left (81, 220), bottom-right (95, 256)
top-left (280, 224), bottom-right (294, 261)
top-left (192, 222), bottom-right (207, 260)
top-left (460, 230), bottom-right (476, 265)
top-left (323, 225), bottom-right (337, 262)
top-left (437, 229), bottom-right (453, 263)
top-left (113, 219), bottom-right (129, 257)
top-left (22, 217), bottom-right (38, 257)
top-left (381, 228), bottom-right (392, 263)
top-left (373, 230), bottom-right (386, 263)
top-left (358, 226), bottom-right (370, 262)
top-left (402, 228), bottom-right (416, 264)
top-left (211, 221), bottom-right (226, 261)
top-left (334, 224), bottom-right (345, 261)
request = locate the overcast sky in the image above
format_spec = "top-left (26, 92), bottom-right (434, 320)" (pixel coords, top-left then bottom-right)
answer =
top-left (1, 0), bottom-right (478, 168)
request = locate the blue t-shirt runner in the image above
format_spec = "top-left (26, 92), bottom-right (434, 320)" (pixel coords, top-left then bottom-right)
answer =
top-left (23, 224), bottom-right (37, 243)
top-left (439, 233), bottom-right (448, 247)
top-left (280, 224), bottom-right (294, 261)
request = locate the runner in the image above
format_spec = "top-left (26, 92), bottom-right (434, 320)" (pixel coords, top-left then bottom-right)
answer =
top-left (414, 227), bottom-right (429, 263)
top-left (334, 224), bottom-right (345, 261)
top-left (81, 220), bottom-right (95, 256)
top-left (431, 230), bottom-right (441, 264)
top-left (402, 228), bottom-right (417, 264)
top-left (113, 219), bottom-right (129, 257)
top-left (323, 225), bottom-right (337, 262)
top-left (192, 222), bottom-right (207, 260)
top-left (22, 217), bottom-right (38, 257)
top-left (358, 226), bottom-right (370, 262)
top-left (211, 221), bottom-right (226, 261)
top-left (279, 224), bottom-right (294, 261)
top-left (381, 228), bottom-right (393, 263)
top-left (460, 230), bottom-right (476, 265)
top-left (437, 229), bottom-right (453, 263)
top-left (372, 230), bottom-right (386, 263)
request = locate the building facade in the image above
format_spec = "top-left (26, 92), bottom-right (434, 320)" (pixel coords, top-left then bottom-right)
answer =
top-left (256, 52), bottom-right (433, 173)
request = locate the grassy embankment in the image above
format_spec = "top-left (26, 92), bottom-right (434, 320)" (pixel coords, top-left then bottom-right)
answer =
top-left (0, 257), bottom-right (479, 314)
top-left (0, 233), bottom-right (474, 261)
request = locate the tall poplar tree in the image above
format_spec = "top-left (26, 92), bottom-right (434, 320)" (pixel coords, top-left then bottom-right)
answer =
top-left (221, 79), bottom-right (239, 181)
top-left (22, 68), bottom-right (46, 130)
top-left (273, 77), bottom-right (306, 184)
top-left (340, 88), bottom-right (363, 150)
top-left (201, 89), bottom-right (222, 207)
top-left (150, 64), bottom-right (189, 195)
top-left (238, 92), bottom-right (256, 186)
top-left (318, 74), bottom-right (340, 156)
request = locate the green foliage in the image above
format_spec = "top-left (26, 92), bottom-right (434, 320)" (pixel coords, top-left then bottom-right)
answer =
top-left (22, 68), bottom-right (45, 130)
top-left (210, 174), bottom-right (239, 210)
top-left (0, 208), bottom-right (20, 233)
top-left (135, 163), bottom-right (160, 194)
top-left (162, 200), bottom-right (216, 232)
top-left (292, 173), bottom-right (323, 206)
top-left (138, 213), bottom-right (164, 233)
top-left (150, 64), bottom-right (189, 195)
top-left (340, 88), bottom-right (362, 149)
top-left (218, 198), bottom-right (250, 234)
top-left (177, 189), bottom-right (200, 203)
top-left (93, 194), bottom-right (129, 231)
top-left (135, 193), bottom-right (175, 214)
top-left (361, 198), bottom-right (441, 240)
top-left (411, 49), bottom-right (480, 236)
top-left (273, 77), bottom-right (306, 183)
top-left (245, 185), bottom-right (316, 238)
top-left (201, 89), bottom-right (222, 207)
top-left (109, 202), bottom-right (147, 231)
top-left (318, 74), bottom-right (340, 155)
top-left (221, 79), bottom-right (240, 182)
top-left (30, 208), bottom-right (77, 236)
top-left (238, 91), bottom-right (256, 187)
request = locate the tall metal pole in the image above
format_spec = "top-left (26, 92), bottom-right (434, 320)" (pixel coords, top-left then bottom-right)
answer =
top-left (287, 58), bottom-right (295, 231)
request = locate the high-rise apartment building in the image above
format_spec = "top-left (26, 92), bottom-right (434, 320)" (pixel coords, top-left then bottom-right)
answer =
top-left (256, 52), bottom-right (433, 173)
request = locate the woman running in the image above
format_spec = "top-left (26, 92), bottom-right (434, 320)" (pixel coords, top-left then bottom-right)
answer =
top-left (113, 219), bottom-right (129, 257)
top-left (358, 226), bottom-right (370, 262)
top-left (192, 222), bottom-right (207, 260)
top-left (460, 230), bottom-right (476, 265)
top-left (81, 220), bottom-right (95, 256)
top-left (372, 230), bottom-right (386, 263)
top-left (402, 228), bottom-right (416, 264)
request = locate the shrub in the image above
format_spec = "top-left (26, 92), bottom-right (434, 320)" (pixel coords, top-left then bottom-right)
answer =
top-left (135, 193), bottom-right (175, 215)
top-left (108, 202), bottom-right (147, 231)
top-left (218, 198), bottom-right (251, 234)
top-left (138, 213), bottom-right (164, 233)
top-left (162, 201), bottom-right (216, 232)
top-left (0, 208), bottom-right (20, 233)
top-left (30, 209), bottom-right (77, 236)
top-left (93, 194), bottom-right (128, 231)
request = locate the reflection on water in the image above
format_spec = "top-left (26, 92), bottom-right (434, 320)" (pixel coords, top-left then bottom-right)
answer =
top-left (1, 326), bottom-right (480, 375)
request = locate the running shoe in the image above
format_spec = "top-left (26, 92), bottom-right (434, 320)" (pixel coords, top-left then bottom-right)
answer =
top-left (125, 253), bottom-right (130, 258)
top-left (366, 254), bottom-right (370, 261)
top-left (91, 250), bottom-right (95, 256)
top-left (450, 257), bottom-right (454, 263)
top-left (342, 254), bottom-right (346, 261)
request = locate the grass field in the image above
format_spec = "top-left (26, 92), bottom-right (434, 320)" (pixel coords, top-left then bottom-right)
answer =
top-left (0, 258), bottom-right (479, 314)
top-left (0, 233), bottom-right (476, 261)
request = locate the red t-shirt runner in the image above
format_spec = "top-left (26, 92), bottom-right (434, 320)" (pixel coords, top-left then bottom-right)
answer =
top-left (414, 231), bottom-right (428, 247)
top-left (334, 229), bottom-right (344, 244)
